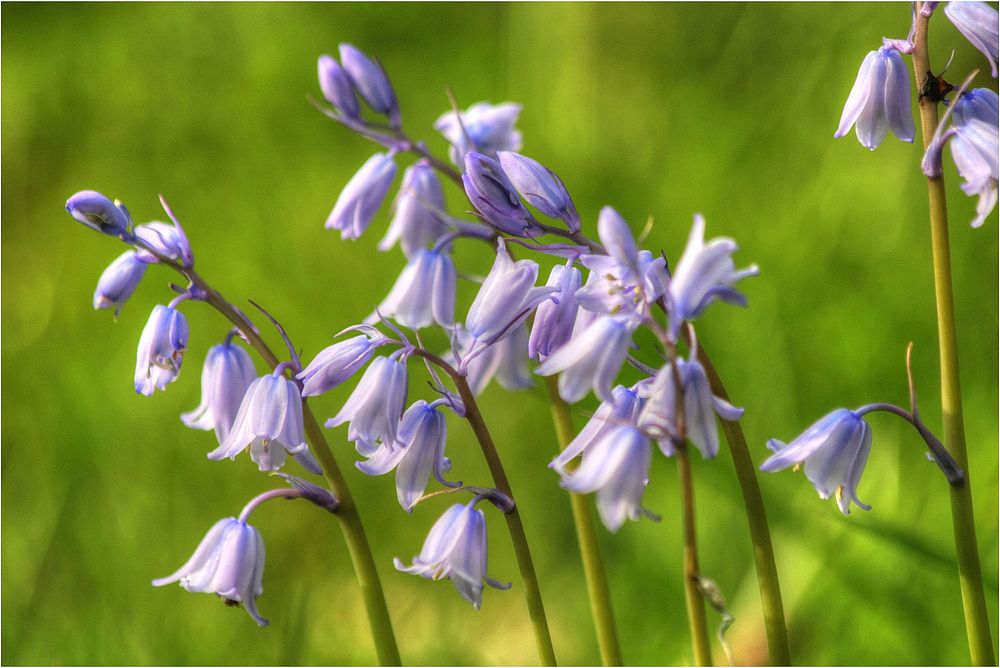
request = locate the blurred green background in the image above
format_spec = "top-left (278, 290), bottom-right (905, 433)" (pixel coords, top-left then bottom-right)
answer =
top-left (3, 2), bottom-right (998, 665)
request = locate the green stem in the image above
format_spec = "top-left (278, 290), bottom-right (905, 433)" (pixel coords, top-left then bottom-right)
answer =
top-left (676, 442), bottom-right (713, 666)
top-left (187, 269), bottom-right (402, 665)
top-left (697, 349), bottom-right (791, 666)
top-left (910, 7), bottom-right (995, 664)
top-left (544, 376), bottom-right (623, 666)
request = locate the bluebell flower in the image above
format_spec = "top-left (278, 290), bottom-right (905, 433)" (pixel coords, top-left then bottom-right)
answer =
top-left (950, 89), bottom-right (998, 228)
top-left (667, 214), bottom-right (758, 338)
top-left (153, 517), bottom-right (268, 626)
top-left (637, 354), bottom-right (744, 459)
top-left (356, 399), bottom-right (458, 511)
top-left (65, 190), bottom-right (130, 236)
top-left (551, 384), bottom-right (642, 474)
top-left (535, 315), bottom-right (635, 404)
top-left (435, 101), bottom-right (523, 166)
top-left (465, 238), bottom-right (557, 347)
top-left (208, 372), bottom-right (320, 474)
top-left (325, 152), bottom-right (397, 240)
top-left (945, 1), bottom-right (999, 78)
top-left (463, 152), bottom-right (540, 237)
top-left (326, 355), bottom-right (408, 454)
top-left (497, 151), bottom-right (580, 230)
top-left (134, 220), bottom-right (193, 267)
top-left (379, 161), bottom-right (448, 257)
top-left (376, 249), bottom-right (456, 329)
top-left (93, 250), bottom-right (147, 316)
top-left (297, 333), bottom-right (387, 397)
top-left (835, 47), bottom-right (916, 149)
top-left (317, 54), bottom-right (361, 120)
top-left (760, 408), bottom-right (872, 515)
top-left (182, 341), bottom-right (257, 445)
top-left (461, 323), bottom-right (534, 395)
top-left (135, 304), bottom-right (188, 396)
top-left (528, 264), bottom-right (581, 361)
top-left (338, 43), bottom-right (400, 127)
top-left (559, 424), bottom-right (652, 532)
top-left (394, 501), bottom-right (510, 608)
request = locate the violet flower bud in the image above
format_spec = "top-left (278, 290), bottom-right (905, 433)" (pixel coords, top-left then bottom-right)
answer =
top-left (338, 43), bottom-right (400, 127)
top-left (356, 399), bottom-right (458, 511)
top-left (326, 355), bottom-right (408, 453)
top-left (134, 220), bottom-right (193, 267)
top-left (760, 408), bottom-right (872, 515)
top-left (394, 500), bottom-right (511, 609)
top-left (135, 304), bottom-right (188, 396)
top-left (497, 151), bottom-right (580, 230)
top-left (535, 315), bottom-right (635, 404)
top-left (551, 384), bottom-right (642, 474)
top-left (376, 249), bottom-right (456, 329)
top-left (945, 1), bottom-right (999, 78)
top-left (153, 517), bottom-right (268, 626)
top-left (273, 473), bottom-right (339, 513)
top-left (318, 54), bottom-right (360, 120)
top-left (379, 161), bottom-right (448, 257)
top-left (297, 334), bottom-right (387, 397)
top-left (465, 238), bottom-right (557, 346)
top-left (93, 250), bottom-right (147, 316)
top-left (65, 190), bottom-right (130, 237)
top-left (834, 47), bottom-right (915, 149)
top-left (559, 424), bottom-right (652, 532)
top-left (462, 152), bottom-right (540, 237)
top-left (528, 263), bottom-right (581, 360)
top-left (208, 372), bottom-right (319, 474)
top-left (435, 101), bottom-right (523, 166)
top-left (667, 214), bottom-right (758, 338)
top-left (182, 340), bottom-right (257, 445)
top-left (951, 89), bottom-right (999, 227)
top-left (325, 152), bottom-right (397, 240)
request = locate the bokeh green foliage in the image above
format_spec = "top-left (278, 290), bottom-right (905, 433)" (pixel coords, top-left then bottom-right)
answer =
top-left (2, 2), bottom-right (997, 665)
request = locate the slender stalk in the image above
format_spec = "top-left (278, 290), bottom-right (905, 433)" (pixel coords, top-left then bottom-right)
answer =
top-left (909, 6), bottom-right (995, 664)
top-left (697, 350), bottom-right (791, 666)
top-left (170, 265), bottom-right (402, 665)
top-left (544, 376), bottom-right (623, 666)
top-left (676, 442), bottom-right (713, 666)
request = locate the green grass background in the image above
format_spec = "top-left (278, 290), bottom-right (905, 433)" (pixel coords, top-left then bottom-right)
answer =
top-left (3, 2), bottom-right (998, 665)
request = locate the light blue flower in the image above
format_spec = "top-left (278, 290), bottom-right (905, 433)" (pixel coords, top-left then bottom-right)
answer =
top-left (834, 47), bottom-right (915, 149)
top-left (394, 501), bottom-right (510, 608)
top-left (318, 54), bottom-right (361, 120)
top-left (134, 304), bottom-right (188, 396)
top-left (760, 408), bottom-right (872, 515)
top-left (376, 249), bottom-right (456, 329)
top-left (65, 190), bottom-right (130, 236)
top-left (379, 161), bottom-right (448, 257)
top-left (551, 385), bottom-right (642, 475)
top-left (325, 152), bottom-right (397, 240)
top-left (326, 355), bottom-right (408, 454)
top-left (497, 151), bottom-right (579, 230)
top-left (463, 152), bottom-right (540, 237)
top-left (535, 315), bottom-right (635, 404)
top-left (153, 517), bottom-right (268, 627)
top-left (528, 263), bottom-right (581, 361)
top-left (951, 89), bottom-right (998, 228)
top-left (93, 250), bottom-right (147, 316)
top-left (182, 340), bottom-right (257, 445)
top-left (945, 1), bottom-right (999, 78)
top-left (435, 101), bottom-right (523, 166)
top-left (338, 43), bottom-right (399, 127)
top-left (134, 220), bottom-right (193, 267)
top-left (297, 334), bottom-right (387, 397)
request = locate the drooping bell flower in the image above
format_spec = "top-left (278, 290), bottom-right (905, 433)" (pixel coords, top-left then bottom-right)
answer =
top-left (325, 152), bottom-right (397, 240)
top-left (379, 161), bottom-right (448, 257)
top-left (950, 89), bottom-right (999, 228)
top-left (435, 101), bottom-right (523, 166)
top-left (297, 333), bottom-right (388, 397)
top-left (93, 250), bottom-right (147, 316)
top-left (535, 315), bottom-right (635, 403)
top-left (551, 384), bottom-right (643, 474)
top-left (944, 1), bottom-right (999, 78)
top-left (134, 304), bottom-right (188, 396)
top-left (834, 46), bottom-right (915, 149)
top-left (182, 340), bottom-right (257, 445)
top-left (528, 263), bottom-right (581, 361)
top-left (376, 249), bottom-right (456, 329)
top-left (326, 355), bottom-right (408, 454)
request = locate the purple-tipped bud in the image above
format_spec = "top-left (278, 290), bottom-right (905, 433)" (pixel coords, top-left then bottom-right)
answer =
top-left (379, 161), bottom-right (448, 257)
top-left (326, 356), bottom-right (408, 453)
top-left (297, 334), bottom-right (387, 397)
top-left (93, 250), bottom-right (147, 315)
top-left (208, 373), bottom-right (316, 473)
top-left (274, 473), bottom-right (339, 513)
top-left (951, 89), bottom-right (999, 227)
top-left (356, 399), bottom-right (458, 511)
top-left (134, 220), bottom-right (193, 266)
top-left (338, 43), bottom-right (399, 127)
top-left (945, 1), bottom-right (999, 78)
top-left (326, 152), bottom-right (397, 239)
top-left (435, 101), bottom-right (523, 166)
top-left (834, 47), bottom-right (915, 149)
top-left (463, 153), bottom-right (540, 237)
top-left (394, 501), bottom-right (510, 609)
top-left (528, 264), bottom-right (581, 360)
top-left (135, 304), bottom-right (188, 396)
top-left (66, 190), bottom-right (130, 236)
top-left (318, 54), bottom-right (360, 119)
top-left (761, 409), bottom-right (872, 515)
top-left (153, 517), bottom-right (268, 626)
top-left (551, 385), bottom-right (642, 474)
top-left (465, 239), bottom-right (557, 345)
top-left (560, 425), bottom-right (652, 532)
top-left (376, 249), bottom-right (456, 329)
top-left (181, 341), bottom-right (257, 444)
top-left (535, 315), bottom-right (635, 404)
top-left (497, 152), bottom-right (579, 230)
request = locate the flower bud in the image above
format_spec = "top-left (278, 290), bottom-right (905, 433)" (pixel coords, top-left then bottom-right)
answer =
top-left (338, 43), bottom-right (399, 127)
top-left (65, 190), bottom-right (130, 236)
top-left (93, 250), bottom-right (147, 315)
top-left (498, 152), bottom-right (579, 230)
top-left (318, 54), bottom-right (360, 119)
top-left (463, 152), bottom-right (539, 237)
top-left (325, 152), bottom-right (397, 239)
